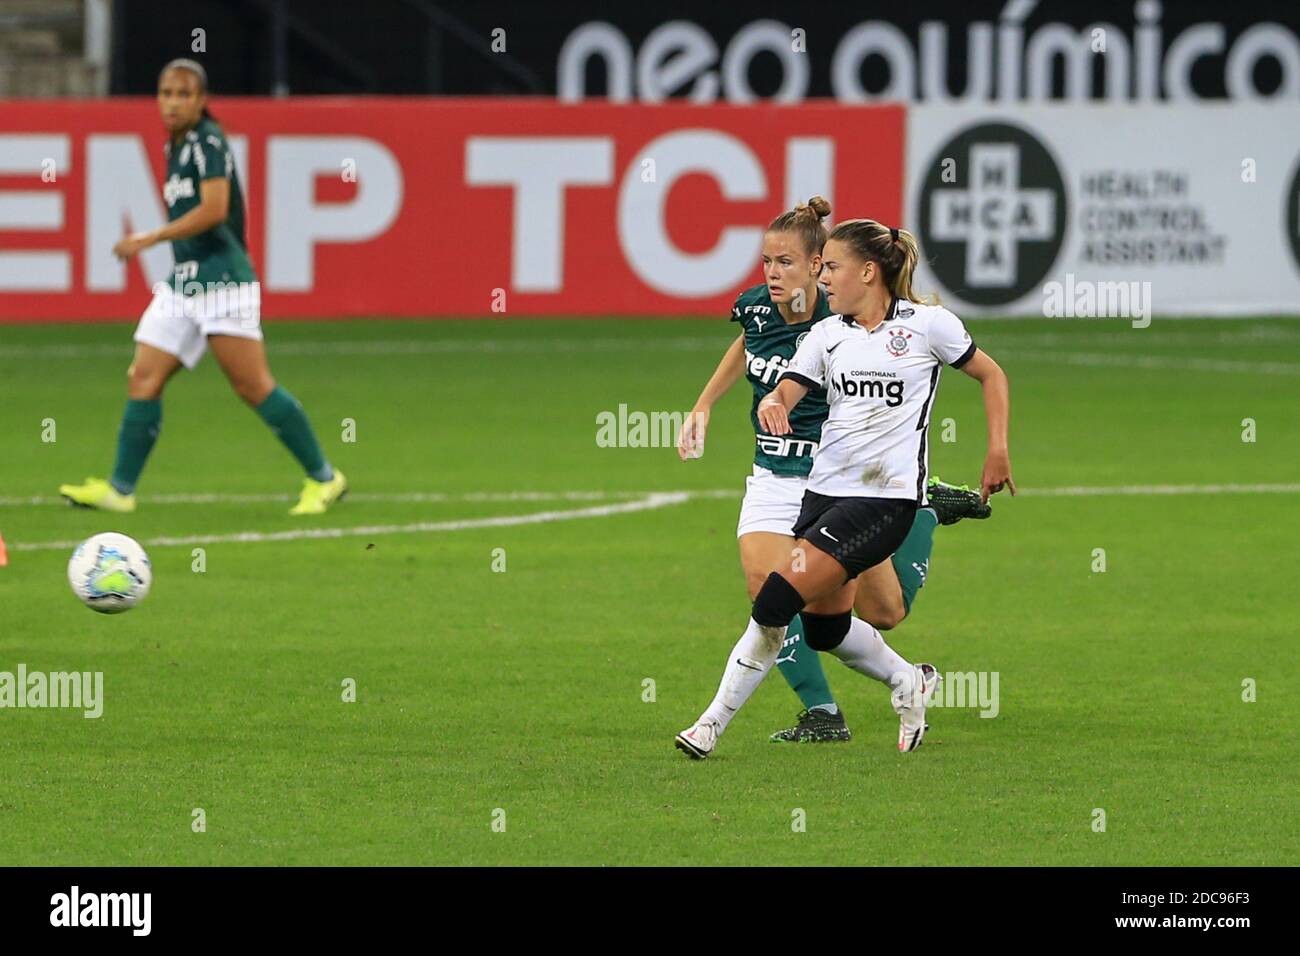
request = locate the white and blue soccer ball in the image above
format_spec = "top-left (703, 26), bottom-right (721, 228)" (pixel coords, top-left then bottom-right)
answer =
top-left (67, 532), bottom-right (152, 614)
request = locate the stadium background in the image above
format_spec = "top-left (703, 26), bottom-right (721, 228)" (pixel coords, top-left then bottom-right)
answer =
top-left (1, 1), bottom-right (1298, 867)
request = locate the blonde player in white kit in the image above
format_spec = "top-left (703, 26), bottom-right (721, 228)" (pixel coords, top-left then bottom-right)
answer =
top-left (676, 220), bottom-right (1016, 758)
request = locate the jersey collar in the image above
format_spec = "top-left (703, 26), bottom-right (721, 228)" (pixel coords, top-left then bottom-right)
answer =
top-left (839, 295), bottom-right (900, 332)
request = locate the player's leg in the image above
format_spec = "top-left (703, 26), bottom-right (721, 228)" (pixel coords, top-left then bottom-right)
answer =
top-left (741, 534), bottom-right (824, 701)
top-left (206, 333), bottom-right (346, 514)
top-left (852, 505), bottom-right (939, 627)
top-left (804, 601), bottom-right (940, 752)
top-left (740, 533), bottom-right (849, 743)
top-left (60, 285), bottom-right (200, 511)
top-left (676, 537), bottom-right (853, 759)
top-left (794, 497), bottom-right (939, 752)
top-left (851, 479), bottom-right (991, 626)
top-left (114, 343), bottom-right (183, 488)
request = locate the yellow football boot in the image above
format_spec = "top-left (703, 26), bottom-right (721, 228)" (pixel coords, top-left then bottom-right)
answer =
top-left (59, 477), bottom-right (137, 513)
top-left (289, 469), bottom-right (348, 515)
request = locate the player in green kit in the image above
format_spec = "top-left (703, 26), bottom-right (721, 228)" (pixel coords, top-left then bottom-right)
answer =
top-left (60, 59), bottom-right (346, 515)
top-left (676, 198), bottom-right (989, 743)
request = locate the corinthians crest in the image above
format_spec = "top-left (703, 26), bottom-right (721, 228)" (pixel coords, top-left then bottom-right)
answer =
top-left (886, 329), bottom-right (912, 357)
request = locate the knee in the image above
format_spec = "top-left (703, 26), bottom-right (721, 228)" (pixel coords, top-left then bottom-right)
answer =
top-left (802, 610), bottom-right (852, 651)
top-left (126, 362), bottom-right (168, 400)
top-left (232, 375), bottom-right (275, 407)
top-left (744, 570), bottom-right (768, 601)
top-left (857, 589), bottom-right (907, 631)
top-left (751, 572), bottom-right (805, 628)
top-left (873, 604), bottom-right (907, 631)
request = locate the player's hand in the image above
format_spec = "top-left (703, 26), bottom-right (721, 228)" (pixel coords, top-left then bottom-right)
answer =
top-left (980, 449), bottom-right (1016, 503)
top-left (113, 232), bottom-right (155, 260)
top-left (757, 397), bottom-right (791, 436)
top-left (677, 407), bottom-right (709, 460)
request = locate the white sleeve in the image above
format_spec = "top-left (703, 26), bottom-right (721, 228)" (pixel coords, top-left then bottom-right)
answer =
top-left (782, 321), bottom-right (828, 388)
top-left (929, 307), bottom-right (977, 368)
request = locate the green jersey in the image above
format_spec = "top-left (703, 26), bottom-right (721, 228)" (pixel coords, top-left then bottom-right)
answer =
top-left (162, 116), bottom-right (256, 288)
top-left (730, 283), bottom-right (832, 477)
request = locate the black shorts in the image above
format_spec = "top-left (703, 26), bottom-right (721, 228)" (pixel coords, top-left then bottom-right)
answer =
top-left (791, 491), bottom-right (918, 580)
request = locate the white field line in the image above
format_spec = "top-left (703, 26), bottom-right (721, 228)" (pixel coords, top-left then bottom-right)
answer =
top-left (1014, 483), bottom-right (1300, 497)
top-left (996, 350), bottom-right (1300, 376)
top-left (7, 491), bottom-right (693, 552)
top-left (0, 338), bottom-right (726, 359)
top-left (4, 483), bottom-right (1296, 553)
top-left (5, 326), bottom-right (1300, 361)
top-left (3, 483), bottom-right (1297, 510)
top-left (0, 489), bottom-right (738, 507)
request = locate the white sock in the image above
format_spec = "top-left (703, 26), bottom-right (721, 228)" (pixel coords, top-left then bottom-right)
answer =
top-left (826, 617), bottom-right (916, 694)
top-left (700, 617), bottom-right (786, 733)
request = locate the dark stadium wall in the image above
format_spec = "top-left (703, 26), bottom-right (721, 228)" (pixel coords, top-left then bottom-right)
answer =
top-left (114, 0), bottom-right (1300, 101)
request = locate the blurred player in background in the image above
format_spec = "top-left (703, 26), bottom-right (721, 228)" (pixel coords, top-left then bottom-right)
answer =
top-left (677, 200), bottom-right (990, 747)
top-left (59, 59), bottom-right (347, 516)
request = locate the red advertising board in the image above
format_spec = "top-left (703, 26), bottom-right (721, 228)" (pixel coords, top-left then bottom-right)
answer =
top-left (0, 98), bottom-right (903, 321)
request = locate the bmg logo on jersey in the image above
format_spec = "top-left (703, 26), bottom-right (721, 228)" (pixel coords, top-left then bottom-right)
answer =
top-left (834, 373), bottom-right (904, 406)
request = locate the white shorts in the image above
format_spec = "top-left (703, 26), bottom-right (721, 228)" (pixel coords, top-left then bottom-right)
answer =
top-left (736, 464), bottom-right (809, 538)
top-left (133, 281), bottom-right (262, 369)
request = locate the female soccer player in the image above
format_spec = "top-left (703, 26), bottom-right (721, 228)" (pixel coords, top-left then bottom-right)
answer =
top-left (676, 219), bottom-right (1015, 757)
top-left (677, 200), bottom-right (990, 746)
top-left (60, 59), bottom-right (346, 516)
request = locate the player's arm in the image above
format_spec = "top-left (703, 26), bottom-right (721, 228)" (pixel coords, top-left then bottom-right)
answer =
top-left (756, 377), bottom-right (810, 436)
top-left (678, 333), bottom-right (746, 461)
top-left (958, 348), bottom-right (1016, 503)
top-left (113, 178), bottom-right (230, 260)
top-left (759, 319), bottom-right (822, 435)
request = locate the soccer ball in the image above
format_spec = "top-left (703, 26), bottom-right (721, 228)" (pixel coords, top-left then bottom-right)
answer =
top-left (67, 532), bottom-right (152, 614)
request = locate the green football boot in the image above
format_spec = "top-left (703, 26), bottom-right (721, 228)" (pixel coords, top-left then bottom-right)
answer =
top-left (926, 476), bottom-right (991, 525)
top-left (769, 707), bottom-right (852, 743)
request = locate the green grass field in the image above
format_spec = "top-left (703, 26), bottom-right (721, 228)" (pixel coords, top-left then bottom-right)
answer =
top-left (1, 316), bottom-right (1297, 865)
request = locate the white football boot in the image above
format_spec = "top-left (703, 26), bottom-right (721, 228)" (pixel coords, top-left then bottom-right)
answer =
top-left (675, 719), bottom-right (720, 760)
top-left (893, 663), bottom-right (940, 753)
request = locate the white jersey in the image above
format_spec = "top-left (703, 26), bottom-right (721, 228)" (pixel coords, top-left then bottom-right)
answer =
top-left (780, 297), bottom-right (976, 502)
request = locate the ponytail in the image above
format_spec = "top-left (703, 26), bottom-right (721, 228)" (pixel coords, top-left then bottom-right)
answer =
top-left (766, 195), bottom-right (832, 256)
top-left (826, 219), bottom-right (938, 305)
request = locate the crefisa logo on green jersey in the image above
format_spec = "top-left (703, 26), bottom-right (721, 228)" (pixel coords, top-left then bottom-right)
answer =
top-left (163, 173), bottom-right (195, 207)
top-left (745, 349), bottom-right (790, 386)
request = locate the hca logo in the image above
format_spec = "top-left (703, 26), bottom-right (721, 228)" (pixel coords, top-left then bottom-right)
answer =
top-left (1287, 158), bottom-right (1300, 273)
top-left (918, 121), bottom-right (1067, 306)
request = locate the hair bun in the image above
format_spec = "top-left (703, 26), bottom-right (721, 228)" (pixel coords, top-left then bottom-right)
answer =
top-left (806, 196), bottom-right (831, 219)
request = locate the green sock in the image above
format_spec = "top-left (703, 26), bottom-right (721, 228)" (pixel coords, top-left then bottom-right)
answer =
top-left (255, 385), bottom-right (332, 481)
top-left (892, 507), bottom-right (938, 613)
top-left (774, 614), bottom-right (836, 711)
top-left (109, 399), bottom-right (162, 494)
